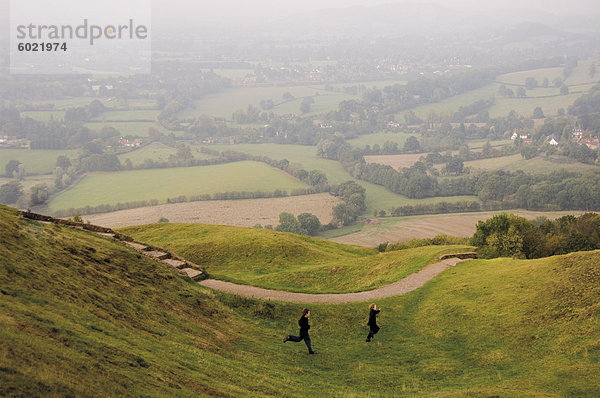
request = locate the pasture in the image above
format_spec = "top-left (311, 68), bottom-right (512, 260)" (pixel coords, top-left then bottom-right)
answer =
top-left (178, 85), bottom-right (359, 119)
top-left (47, 161), bottom-right (309, 212)
top-left (463, 154), bottom-right (599, 173)
top-left (0, 149), bottom-right (78, 175)
top-left (347, 132), bottom-right (415, 148)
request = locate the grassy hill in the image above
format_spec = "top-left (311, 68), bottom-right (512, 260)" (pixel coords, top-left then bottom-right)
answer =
top-left (120, 223), bottom-right (473, 293)
top-left (2, 204), bottom-right (600, 396)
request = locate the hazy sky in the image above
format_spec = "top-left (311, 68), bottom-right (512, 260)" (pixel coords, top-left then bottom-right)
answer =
top-left (2, 0), bottom-right (599, 37)
top-left (151, 0), bottom-right (600, 27)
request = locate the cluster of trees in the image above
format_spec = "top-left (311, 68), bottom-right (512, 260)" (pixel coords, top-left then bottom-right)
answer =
top-left (318, 137), bottom-right (600, 211)
top-left (332, 181), bottom-right (367, 225)
top-left (64, 100), bottom-right (107, 123)
top-left (275, 212), bottom-right (321, 235)
top-left (0, 180), bottom-right (48, 208)
top-left (472, 213), bottom-right (600, 259)
top-left (451, 99), bottom-right (494, 122)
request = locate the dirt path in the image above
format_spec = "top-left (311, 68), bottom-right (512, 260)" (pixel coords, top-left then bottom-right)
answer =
top-left (198, 257), bottom-right (468, 303)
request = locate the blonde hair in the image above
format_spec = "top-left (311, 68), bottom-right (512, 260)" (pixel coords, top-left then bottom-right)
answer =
top-left (369, 303), bottom-right (376, 310)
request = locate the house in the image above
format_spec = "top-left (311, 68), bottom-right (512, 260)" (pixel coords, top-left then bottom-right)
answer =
top-left (572, 127), bottom-right (585, 141)
top-left (545, 135), bottom-right (559, 146)
top-left (119, 137), bottom-right (142, 147)
top-left (582, 136), bottom-right (600, 151)
top-left (387, 121), bottom-right (400, 128)
top-left (511, 132), bottom-right (531, 141)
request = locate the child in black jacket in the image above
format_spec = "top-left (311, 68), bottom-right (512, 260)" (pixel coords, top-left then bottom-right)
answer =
top-left (283, 308), bottom-right (315, 354)
top-left (366, 303), bottom-right (380, 342)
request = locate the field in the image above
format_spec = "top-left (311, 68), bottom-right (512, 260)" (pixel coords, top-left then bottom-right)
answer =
top-left (347, 132), bottom-right (415, 148)
top-left (329, 210), bottom-right (586, 246)
top-left (463, 154), bottom-right (599, 173)
top-left (121, 222), bottom-right (473, 293)
top-left (179, 85), bottom-right (359, 120)
top-left (47, 161), bottom-right (309, 212)
top-left (3, 204), bottom-right (600, 396)
top-left (82, 193), bottom-right (341, 228)
top-left (84, 121), bottom-right (170, 137)
top-left (117, 142), bottom-right (216, 166)
top-left (365, 153), bottom-right (425, 169)
top-left (401, 60), bottom-right (600, 120)
top-left (0, 149), bottom-right (78, 175)
top-left (91, 110), bottom-right (160, 122)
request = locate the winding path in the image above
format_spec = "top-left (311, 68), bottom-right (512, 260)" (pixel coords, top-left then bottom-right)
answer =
top-left (20, 211), bottom-right (472, 304)
top-left (198, 257), bottom-right (468, 303)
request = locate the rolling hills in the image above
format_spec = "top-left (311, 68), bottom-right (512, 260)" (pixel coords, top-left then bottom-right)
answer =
top-left (2, 204), bottom-right (600, 397)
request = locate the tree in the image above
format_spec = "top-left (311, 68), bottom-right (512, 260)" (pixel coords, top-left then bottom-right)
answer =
top-left (56, 155), bottom-right (71, 170)
top-left (560, 85), bottom-right (569, 95)
top-left (516, 87), bottom-right (527, 97)
top-left (333, 203), bottom-right (359, 226)
top-left (297, 213), bottom-right (321, 236)
top-left (542, 78), bottom-right (549, 88)
top-left (300, 97), bottom-right (314, 114)
top-left (275, 212), bottom-right (306, 235)
top-left (307, 170), bottom-right (327, 186)
top-left (404, 110), bottom-right (422, 125)
top-left (445, 158), bottom-right (464, 175)
top-left (282, 92), bottom-right (294, 101)
top-left (521, 146), bottom-right (539, 160)
top-left (525, 77), bottom-right (538, 90)
top-left (590, 64), bottom-right (597, 78)
top-left (28, 184), bottom-right (49, 206)
top-left (553, 77), bottom-right (563, 88)
top-left (533, 107), bottom-right (545, 119)
top-left (0, 182), bottom-right (23, 204)
top-left (5, 159), bottom-right (21, 177)
top-left (403, 136), bottom-right (422, 153)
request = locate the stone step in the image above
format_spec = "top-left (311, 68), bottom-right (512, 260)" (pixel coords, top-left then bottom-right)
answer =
top-left (180, 268), bottom-right (204, 280)
top-left (144, 251), bottom-right (170, 260)
top-left (162, 259), bottom-right (187, 269)
top-left (123, 241), bottom-right (148, 251)
top-left (96, 232), bottom-right (116, 239)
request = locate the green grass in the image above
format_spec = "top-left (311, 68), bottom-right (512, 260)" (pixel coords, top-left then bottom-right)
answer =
top-left (0, 149), bottom-right (78, 175)
top-left (48, 161), bottom-right (309, 212)
top-left (2, 204), bottom-right (600, 396)
top-left (463, 154), bottom-right (599, 173)
top-left (347, 132), bottom-right (415, 148)
top-left (92, 110), bottom-right (160, 121)
top-left (120, 223), bottom-right (472, 293)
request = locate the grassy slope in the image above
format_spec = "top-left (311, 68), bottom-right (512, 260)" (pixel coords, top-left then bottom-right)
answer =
top-left (48, 161), bottom-right (309, 212)
top-left (1, 205), bottom-right (600, 396)
top-left (120, 223), bottom-right (473, 293)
